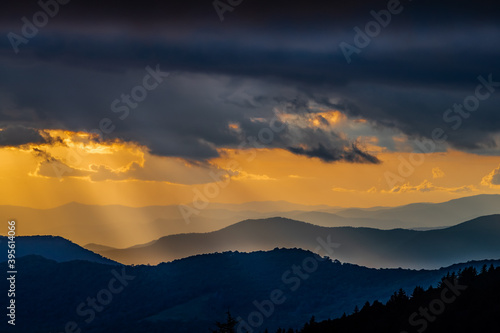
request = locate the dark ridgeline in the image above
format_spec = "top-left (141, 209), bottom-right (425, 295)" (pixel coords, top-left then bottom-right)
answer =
top-left (0, 235), bottom-right (119, 265)
top-left (277, 265), bottom-right (500, 333)
top-left (2, 248), bottom-right (500, 333)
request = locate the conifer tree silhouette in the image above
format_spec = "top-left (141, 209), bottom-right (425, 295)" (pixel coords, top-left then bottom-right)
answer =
top-left (212, 311), bottom-right (238, 333)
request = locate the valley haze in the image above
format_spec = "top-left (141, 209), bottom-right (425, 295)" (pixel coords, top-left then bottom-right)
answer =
top-left (1, 0), bottom-right (500, 332)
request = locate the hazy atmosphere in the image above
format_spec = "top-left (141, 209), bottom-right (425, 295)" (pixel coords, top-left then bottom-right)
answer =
top-left (1, 0), bottom-right (500, 332)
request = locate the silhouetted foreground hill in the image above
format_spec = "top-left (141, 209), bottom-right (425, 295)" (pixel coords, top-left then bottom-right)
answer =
top-left (2, 249), bottom-right (499, 333)
top-left (91, 215), bottom-right (500, 269)
top-left (0, 235), bottom-right (118, 264)
top-left (288, 265), bottom-right (500, 333)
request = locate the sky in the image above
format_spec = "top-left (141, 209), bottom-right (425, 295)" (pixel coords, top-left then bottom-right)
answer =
top-left (1, 0), bottom-right (500, 209)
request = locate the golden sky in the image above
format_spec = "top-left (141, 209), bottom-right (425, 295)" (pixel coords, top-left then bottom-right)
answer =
top-left (2, 127), bottom-right (500, 209)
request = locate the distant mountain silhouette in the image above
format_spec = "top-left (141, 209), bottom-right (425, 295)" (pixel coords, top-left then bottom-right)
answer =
top-left (331, 194), bottom-right (500, 228)
top-left (84, 243), bottom-right (117, 253)
top-left (0, 235), bottom-right (118, 265)
top-left (287, 210), bottom-right (406, 229)
top-left (2, 248), bottom-right (498, 333)
top-left (208, 200), bottom-right (336, 212)
top-left (2, 194), bottom-right (499, 248)
top-left (0, 201), bottom-right (336, 248)
top-left (88, 215), bottom-right (500, 268)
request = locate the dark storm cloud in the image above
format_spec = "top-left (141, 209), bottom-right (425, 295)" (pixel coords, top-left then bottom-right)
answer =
top-left (1, 0), bottom-right (499, 88)
top-left (288, 143), bottom-right (380, 164)
top-left (1, 0), bottom-right (499, 28)
top-left (1, 30), bottom-right (498, 89)
top-left (0, 125), bottom-right (49, 147)
top-left (0, 0), bottom-right (499, 161)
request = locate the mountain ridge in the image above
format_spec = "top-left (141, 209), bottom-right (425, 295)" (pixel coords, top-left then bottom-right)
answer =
top-left (86, 214), bottom-right (500, 268)
top-left (2, 194), bottom-right (499, 248)
top-left (5, 248), bottom-right (500, 333)
top-left (0, 235), bottom-right (119, 265)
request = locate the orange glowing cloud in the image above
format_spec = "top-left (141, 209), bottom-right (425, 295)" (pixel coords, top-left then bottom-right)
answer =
top-left (1, 124), bottom-right (500, 210)
top-left (481, 164), bottom-right (500, 188)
